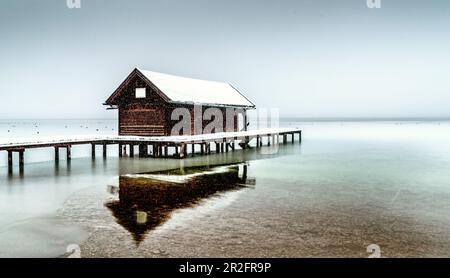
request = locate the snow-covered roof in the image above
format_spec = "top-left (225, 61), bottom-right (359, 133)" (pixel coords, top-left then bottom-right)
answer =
top-left (105, 68), bottom-right (255, 108)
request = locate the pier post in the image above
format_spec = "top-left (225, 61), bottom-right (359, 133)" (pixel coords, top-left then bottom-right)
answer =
top-left (267, 135), bottom-right (271, 146)
top-left (19, 150), bottom-right (24, 173)
top-left (221, 143), bottom-right (224, 153)
top-left (91, 144), bottom-right (96, 158)
top-left (152, 144), bottom-right (157, 157)
top-left (283, 134), bottom-right (287, 144)
top-left (256, 136), bottom-right (260, 148)
top-left (139, 144), bottom-right (148, 158)
top-left (55, 147), bottom-right (59, 161)
top-left (226, 141), bottom-right (229, 152)
top-left (243, 164), bottom-right (248, 181)
top-left (66, 146), bottom-right (71, 160)
top-left (299, 131), bottom-right (302, 143)
top-left (215, 143), bottom-right (220, 153)
top-left (175, 145), bottom-right (179, 157)
top-left (200, 143), bottom-right (204, 155)
top-left (292, 133), bottom-right (295, 143)
top-left (129, 144), bottom-right (134, 157)
top-left (138, 144), bottom-right (143, 157)
top-left (183, 144), bottom-right (188, 158)
top-left (8, 150), bottom-right (13, 173)
top-left (103, 143), bottom-right (107, 158)
top-left (118, 144), bottom-right (123, 157)
top-left (191, 144), bottom-right (195, 155)
top-left (164, 146), bottom-right (168, 157)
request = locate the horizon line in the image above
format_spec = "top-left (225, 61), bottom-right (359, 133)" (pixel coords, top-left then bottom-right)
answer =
top-left (2, 116), bottom-right (450, 122)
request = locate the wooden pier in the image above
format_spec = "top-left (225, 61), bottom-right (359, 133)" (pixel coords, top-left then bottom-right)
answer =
top-left (1, 128), bottom-right (301, 173)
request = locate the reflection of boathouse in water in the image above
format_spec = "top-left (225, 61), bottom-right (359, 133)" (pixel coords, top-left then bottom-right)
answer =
top-left (105, 164), bottom-right (254, 243)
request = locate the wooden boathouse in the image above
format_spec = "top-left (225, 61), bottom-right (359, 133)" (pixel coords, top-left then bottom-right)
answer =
top-left (104, 68), bottom-right (256, 136)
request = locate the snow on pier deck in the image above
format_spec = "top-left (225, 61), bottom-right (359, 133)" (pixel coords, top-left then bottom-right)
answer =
top-left (1, 127), bottom-right (301, 172)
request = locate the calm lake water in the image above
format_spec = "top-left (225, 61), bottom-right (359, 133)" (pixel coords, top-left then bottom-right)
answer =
top-left (1, 119), bottom-right (450, 257)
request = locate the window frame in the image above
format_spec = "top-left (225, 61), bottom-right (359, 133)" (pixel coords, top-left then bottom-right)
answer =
top-left (135, 87), bottom-right (146, 99)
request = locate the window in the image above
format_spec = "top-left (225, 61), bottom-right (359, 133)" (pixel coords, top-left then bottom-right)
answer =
top-left (135, 88), bottom-right (146, 98)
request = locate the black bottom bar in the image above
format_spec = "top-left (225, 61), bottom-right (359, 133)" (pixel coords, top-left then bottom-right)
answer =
top-left (0, 259), bottom-right (449, 276)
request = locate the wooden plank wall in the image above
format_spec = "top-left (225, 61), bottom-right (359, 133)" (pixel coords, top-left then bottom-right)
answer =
top-left (116, 75), bottom-right (243, 136)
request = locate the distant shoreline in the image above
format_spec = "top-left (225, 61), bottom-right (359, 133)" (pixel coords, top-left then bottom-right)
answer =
top-left (279, 117), bottom-right (450, 122)
top-left (1, 117), bottom-right (450, 123)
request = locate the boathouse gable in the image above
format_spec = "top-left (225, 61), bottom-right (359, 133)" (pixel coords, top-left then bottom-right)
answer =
top-left (110, 73), bottom-right (169, 136)
top-left (109, 71), bottom-right (167, 108)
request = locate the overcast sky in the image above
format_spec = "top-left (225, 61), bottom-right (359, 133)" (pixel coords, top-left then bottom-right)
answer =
top-left (0, 0), bottom-right (449, 119)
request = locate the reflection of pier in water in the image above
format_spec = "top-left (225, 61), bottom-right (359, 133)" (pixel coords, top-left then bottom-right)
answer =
top-left (105, 163), bottom-right (254, 243)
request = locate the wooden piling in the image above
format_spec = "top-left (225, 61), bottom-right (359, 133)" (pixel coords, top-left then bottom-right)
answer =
top-left (55, 147), bottom-right (59, 161)
top-left (19, 150), bottom-right (24, 173)
top-left (118, 143), bottom-right (123, 157)
top-left (8, 150), bottom-right (13, 173)
top-left (139, 144), bottom-right (144, 157)
top-left (67, 146), bottom-right (71, 160)
top-left (138, 144), bottom-right (147, 158)
top-left (183, 144), bottom-right (188, 157)
top-left (243, 164), bottom-right (248, 180)
top-left (129, 144), bottom-right (134, 157)
top-left (91, 144), bottom-right (96, 158)
top-left (215, 143), bottom-right (220, 153)
top-left (103, 143), bottom-right (107, 158)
